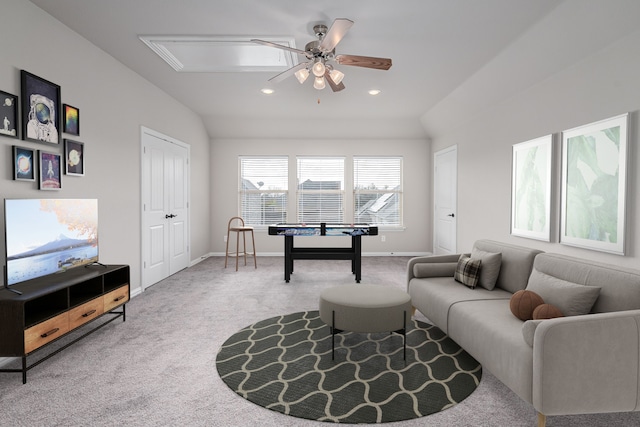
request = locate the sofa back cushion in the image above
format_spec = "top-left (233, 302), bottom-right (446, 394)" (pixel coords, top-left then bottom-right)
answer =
top-left (473, 240), bottom-right (543, 294)
top-left (531, 253), bottom-right (640, 313)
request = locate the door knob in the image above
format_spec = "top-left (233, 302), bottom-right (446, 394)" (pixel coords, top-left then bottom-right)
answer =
top-left (165, 214), bottom-right (177, 219)
top-left (447, 213), bottom-right (455, 218)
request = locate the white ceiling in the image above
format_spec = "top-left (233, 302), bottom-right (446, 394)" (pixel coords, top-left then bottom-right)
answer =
top-left (29, 0), bottom-right (564, 139)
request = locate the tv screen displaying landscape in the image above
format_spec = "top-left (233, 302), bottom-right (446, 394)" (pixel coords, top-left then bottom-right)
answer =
top-left (5, 199), bottom-right (98, 285)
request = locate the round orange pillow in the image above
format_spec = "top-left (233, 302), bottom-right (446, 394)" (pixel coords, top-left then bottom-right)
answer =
top-left (533, 303), bottom-right (564, 320)
top-left (510, 290), bottom-right (544, 321)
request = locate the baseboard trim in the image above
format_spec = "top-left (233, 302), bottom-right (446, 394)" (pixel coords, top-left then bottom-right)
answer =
top-left (207, 252), bottom-right (431, 257)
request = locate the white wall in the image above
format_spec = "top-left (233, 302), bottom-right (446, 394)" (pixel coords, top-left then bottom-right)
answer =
top-left (211, 138), bottom-right (430, 255)
top-left (428, 23), bottom-right (640, 269)
top-left (0, 0), bottom-right (211, 294)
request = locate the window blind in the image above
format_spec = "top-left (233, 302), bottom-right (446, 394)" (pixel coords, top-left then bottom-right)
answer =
top-left (297, 157), bottom-right (345, 223)
top-left (353, 156), bottom-right (402, 225)
top-left (239, 156), bottom-right (288, 225)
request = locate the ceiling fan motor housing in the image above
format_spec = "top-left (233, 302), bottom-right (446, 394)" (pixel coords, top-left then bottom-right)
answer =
top-left (313, 24), bottom-right (328, 38)
top-left (305, 40), bottom-right (335, 59)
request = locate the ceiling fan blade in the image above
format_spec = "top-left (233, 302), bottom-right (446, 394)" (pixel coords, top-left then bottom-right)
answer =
top-left (335, 54), bottom-right (392, 70)
top-left (319, 18), bottom-right (354, 52)
top-left (251, 39), bottom-right (313, 59)
top-left (268, 62), bottom-right (309, 83)
top-left (324, 69), bottom-right (345, 92)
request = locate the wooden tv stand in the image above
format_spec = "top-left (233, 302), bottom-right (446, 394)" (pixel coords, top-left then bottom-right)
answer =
top-left (0, 264), bottom-right (130, 384)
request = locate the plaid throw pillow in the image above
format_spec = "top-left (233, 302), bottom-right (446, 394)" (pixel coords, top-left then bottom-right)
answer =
top-left (454, 255), bottom-right (482, 289)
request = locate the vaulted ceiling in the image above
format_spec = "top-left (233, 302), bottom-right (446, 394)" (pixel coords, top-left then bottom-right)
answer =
top-left (29, 1), bottom-right (572, 139)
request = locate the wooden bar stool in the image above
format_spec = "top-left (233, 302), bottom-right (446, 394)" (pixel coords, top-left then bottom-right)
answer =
top-left (225, 217), bottom-right (257, 271)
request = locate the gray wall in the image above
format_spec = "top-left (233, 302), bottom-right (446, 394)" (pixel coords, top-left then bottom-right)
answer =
top-left (211, 138), bottom-right (430, 255)
top-left (0, 0), bottom-right (212, 294)
top-left (426, 5), bottom-right (640, 270)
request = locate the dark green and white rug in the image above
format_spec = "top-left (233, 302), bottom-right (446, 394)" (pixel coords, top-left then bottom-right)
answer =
top-left (216, 310), bottom-right (481, 424)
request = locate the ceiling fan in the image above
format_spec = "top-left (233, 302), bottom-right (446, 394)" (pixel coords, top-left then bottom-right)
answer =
top-left (251, 18), bottom-right (392, 92)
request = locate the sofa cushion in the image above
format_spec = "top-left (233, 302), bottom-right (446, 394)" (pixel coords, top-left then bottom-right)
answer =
top-left (531, 253), bottom-right (640, 313)
top-left (448, 299), bottom-right (534, 403)
top-left (408, 276), bottom-right (513, 334)
top-left (526, 270), bottom-right (600, 316)
top-left (472, 240), bottom-right (543, 294)
top-left (471, 248), bottom-right (502, 290)
top-left (510, 290), bottom-right (544, 321)
top-left (454, 255), bottom-right (481, 288)
top-left (413, 262), bottom-right (458, 278)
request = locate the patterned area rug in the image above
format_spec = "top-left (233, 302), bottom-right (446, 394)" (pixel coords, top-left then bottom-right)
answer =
top-left (216, 310), bottom-right (482, 423)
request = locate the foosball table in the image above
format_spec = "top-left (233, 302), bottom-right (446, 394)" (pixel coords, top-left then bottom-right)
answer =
top-left (268, 223), bottom-right (378, 283)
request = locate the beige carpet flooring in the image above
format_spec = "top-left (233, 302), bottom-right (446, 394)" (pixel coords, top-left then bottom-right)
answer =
top-left (1, 256), bottom-right (639, 426)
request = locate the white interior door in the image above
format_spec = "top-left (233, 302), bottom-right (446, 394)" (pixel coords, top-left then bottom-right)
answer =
top-left (141, 127), bottom-right (190, 290)
top-left (433, 146), bottom-right (457, 255)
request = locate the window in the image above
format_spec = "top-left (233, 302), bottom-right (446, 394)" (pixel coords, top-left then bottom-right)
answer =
top-left (354, 156), bottom-right (402, 226)
top-left (239, 156), bottom-right (288, 225)
top-left (297, 157), bottom-right (345, 223)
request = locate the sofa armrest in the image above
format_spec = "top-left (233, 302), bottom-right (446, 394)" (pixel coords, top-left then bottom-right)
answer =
top-left (406, 254), bottom-right (463, 290)
top-left (532, 310), bottom-right (640, 416)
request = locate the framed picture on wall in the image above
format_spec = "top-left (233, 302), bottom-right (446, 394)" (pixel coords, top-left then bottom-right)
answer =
top-left (0, 90), bottom-right (19, 139)
top-left (12, 145), bottom-right (36, 181)
top-left (63, 104), bottom-right (79, 135)
top-left (560, 113), bottom-right (628, 255)
top-left (510, 134), bottom-right (553, 241)
top-left (38, 150), bottom-right (62, 190)
top-left (64, 138), bottom-right (84, 176)
top-left (21, 70), bottom-right (61, 144)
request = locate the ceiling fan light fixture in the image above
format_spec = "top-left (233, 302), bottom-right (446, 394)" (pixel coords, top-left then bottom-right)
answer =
top-left (313, 76), bottom-right (326, 90)
top-left (329, 69), bottom-right (344, 85)
top-left (312, 60), bottom-right (326, 77)
top-left (294, 68), bottom-right (309, 84)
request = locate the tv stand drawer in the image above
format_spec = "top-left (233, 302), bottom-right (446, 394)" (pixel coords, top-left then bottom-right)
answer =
top-left (24, 312), bottom-right (70, 354)
top-left (103, 285), bottom-right (129, 312)
top-left (69, 298), bottom-right (104, 329)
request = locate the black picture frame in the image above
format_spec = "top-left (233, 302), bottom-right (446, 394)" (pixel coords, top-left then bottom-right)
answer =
top-left (12, 145), bottom-right (36, 181)
top-left (0, 90), bottom-right (19, 139)
top-left (38, 150), bottom-right (62, 190)
top-left (21, 70), bottom-right (61, 144)
top-left (64, 138), bottom-right (84, 176)
top-left (63, 104), bottom-right (80, 135)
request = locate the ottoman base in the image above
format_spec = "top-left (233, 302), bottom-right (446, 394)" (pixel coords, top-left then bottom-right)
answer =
top-left (319, 284), bottom-right (412, 360)
top-left (327, 309), bottom-right (407, 360)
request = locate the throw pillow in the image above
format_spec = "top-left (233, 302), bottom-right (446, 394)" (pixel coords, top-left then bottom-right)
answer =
top-left (533, 303), bottom-right (564, 320)
top-left (413, 262), bottom-right (458, 278)
top-left (470, 248), bottom-right (502, 290)
top-left (510, 289), bottom-right (544, 321)
top-left (526, 270), bottom-right (601, 316)
top-left (453, 255), bottom-right (482, 289)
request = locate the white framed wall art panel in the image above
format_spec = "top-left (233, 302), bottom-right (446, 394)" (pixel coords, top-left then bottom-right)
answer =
top-left (511, 134), bottom-right (553, 241)
top-left (560, 113), bottom-right (628, 255)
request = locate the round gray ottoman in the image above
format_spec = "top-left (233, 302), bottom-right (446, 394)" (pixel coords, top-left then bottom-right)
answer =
top-left (319, 284), bottom-right (412, 359)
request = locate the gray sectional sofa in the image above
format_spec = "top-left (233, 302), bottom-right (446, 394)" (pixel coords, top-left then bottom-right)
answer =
top-left (407, 239), bottom-right (640, 427)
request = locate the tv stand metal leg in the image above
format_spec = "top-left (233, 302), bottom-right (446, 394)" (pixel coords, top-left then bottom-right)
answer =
top-left (22, 356), bottom-right (27, 384)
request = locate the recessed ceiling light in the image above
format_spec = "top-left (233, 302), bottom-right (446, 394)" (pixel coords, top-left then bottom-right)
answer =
top-left (368, 89), bottom-right (381, 96)
top-left (261, 88), bottom-right (275, 95)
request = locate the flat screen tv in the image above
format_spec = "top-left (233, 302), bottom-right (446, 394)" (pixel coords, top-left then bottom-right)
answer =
top-left (4, 198), bottom-right (99, 287)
